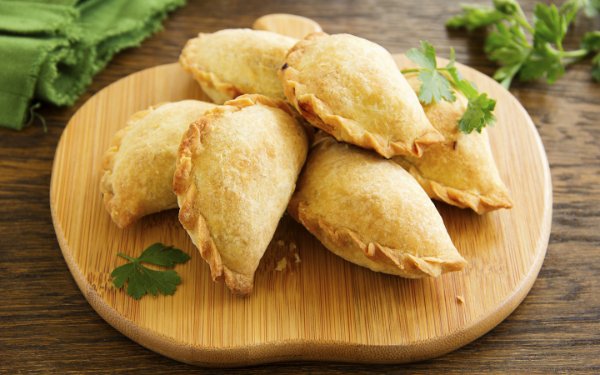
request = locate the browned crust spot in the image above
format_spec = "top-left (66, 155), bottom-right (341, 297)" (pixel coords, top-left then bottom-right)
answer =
top-left (100, 107), bottom-right (156, 229)
top-left (179, 34), bottom-right (244, 103)
top-left (280, 34), bottom-right (442, 159)
top-left (224, 94), bottom-right (315, 142)
top-left (173, 108), bottom-right (257, 296)
top-left (400, 162), bottom-right (513, 214)
top-left (288, 199), bottom-right (466, 278)
top-left (224, 94), bottom-right (296, 117)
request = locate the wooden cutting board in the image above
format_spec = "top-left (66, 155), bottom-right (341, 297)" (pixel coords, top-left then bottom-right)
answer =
top-left (50, 25), bottom-right (551, 366)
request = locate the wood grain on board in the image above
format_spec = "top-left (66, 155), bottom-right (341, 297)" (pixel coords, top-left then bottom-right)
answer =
top-left (2, 0), bottom-right (600, 373)
top-left (49, 55), bottom-right (550, 365)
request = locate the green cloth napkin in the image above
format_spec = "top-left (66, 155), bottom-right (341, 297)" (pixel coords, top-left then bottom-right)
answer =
top-left (0, 0), bottom-right (185, 130)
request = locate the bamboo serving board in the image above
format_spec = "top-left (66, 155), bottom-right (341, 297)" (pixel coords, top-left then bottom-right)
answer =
top-left (50, 22), bottom-right (551, 365)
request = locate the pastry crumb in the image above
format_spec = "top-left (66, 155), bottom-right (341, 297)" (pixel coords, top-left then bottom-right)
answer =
top-left (289, 242), bottom-right (297, 252)
top-left (456, 295), bottom-right (465, 304)
top-left (275, 257), bottom-right (288, 271)
top-left (294, 253), bottom-right (301, 263)
top-left (276, 240), bottom-right (285, 247)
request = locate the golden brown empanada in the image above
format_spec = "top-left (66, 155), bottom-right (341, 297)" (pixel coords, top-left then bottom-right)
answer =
top-left (173, 94), bottom-right (309, 295)
top-left (288, 135), bottom-right (466, 278)
top-left (280, 33), bottom-right (443, 158)
top-left (179, 29), bottom-right (297, 104)
top-left (101, 100), bottom-right (216, 228)
top-left (393, 74), bottom-right (512, 214)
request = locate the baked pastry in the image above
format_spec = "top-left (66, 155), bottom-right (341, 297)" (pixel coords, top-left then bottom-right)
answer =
top-left (288, 134), bottom-right (466, 278)
top-left (173, 94), bottom-right (309, 295)
top-left (393, 74), bottom-right (512, 214)
top-left (180, 29), bottom-right (297, 104)
top-left (101, 100), bottom-right (216, 228)
top-left (280, 32), bottom-right (443, 158)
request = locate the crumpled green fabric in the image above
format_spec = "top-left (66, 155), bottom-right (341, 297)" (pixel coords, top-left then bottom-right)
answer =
top-left (0, 0), bottom-right (185, 130)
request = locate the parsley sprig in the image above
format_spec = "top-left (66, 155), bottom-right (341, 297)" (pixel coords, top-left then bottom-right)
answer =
top-left (402, 41), bottom-right (496, 134)
top-left (111, 243), bottom-right (191, 300)
top-left (447, 0), bottom-right (600, 88)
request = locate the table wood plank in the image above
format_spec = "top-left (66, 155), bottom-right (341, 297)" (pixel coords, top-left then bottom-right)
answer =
top-left (1, 0), bottom-right (599, 373)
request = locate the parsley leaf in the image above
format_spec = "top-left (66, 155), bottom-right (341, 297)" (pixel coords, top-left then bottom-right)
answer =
top-left (446, 4), bottom-right (508, 31)
top-left (459, 93), bottom-right (497, 133)
top-left (407, 42), bottom-right (455, 104)
top-left (448, 0), bottom-right (600, 87)
top-left (111, 243), bottom-right (190, 300)
top-left (592, 53), bottom-right (600, 81)
top-left (137, 242), bottom-right (191, 267)
top-left (406, 41), bottom-right (437, 70)
top-left (519, 44), bottom-right (565, 83)
top-left (583, 0), bottom-right (600, 17)
top-left (582, 31), bottom-right (600, 52)
top-left (417, 69), bottom-right (455, 104)
top-left (560, 0), bottom-right (584, 24)
top-left (485, 23), bottom-right (531, 88)
top-left (533, 3), bottom-right (567, 47)
top-left (582, 32), bottom-right (600, 81)
top-left (403, 41), bottom-right (496, 134)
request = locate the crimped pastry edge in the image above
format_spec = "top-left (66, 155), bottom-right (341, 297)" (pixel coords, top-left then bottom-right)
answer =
top-left (280, 32), bottom-right (443, 159)
top-left (288, 200), bottom-right (467, 278)
top-left (399, 161), bottom-right (513, 214)
top-left (100, 105), bottom-right (165, 229)
top-left (173, 94), bottom-right (298, 296)
top-left (173, 113), bottom-right (254, 295)
top-left (179, 33), bottom-right (243, 104)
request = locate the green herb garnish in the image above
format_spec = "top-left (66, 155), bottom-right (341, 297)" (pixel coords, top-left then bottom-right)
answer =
top-left (402, 41), bottom-right (496, 134)
top-left (447, 0), bottom-right (600, 87)
top-left (582, 31), bottom-right (600, 80)
top-left (111, 243), bottom-right (190, 300)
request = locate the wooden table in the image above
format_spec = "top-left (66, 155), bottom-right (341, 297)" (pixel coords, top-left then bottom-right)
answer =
top-left (1, 0), bottom-right (599, 373)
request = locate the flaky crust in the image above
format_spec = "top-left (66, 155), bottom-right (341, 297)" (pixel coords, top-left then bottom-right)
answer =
top-left (179, 29), bottom-right (297, 104)
top-left (100, 100), bottom-right (216, 228)
top-left (280, 33), bottom-right (443, 158)
top-left (173, 94), bottom-right (309, 295)
top-left (288, 135), bottom-right (466, 278)
top-left (393, 74), bottom-right (513, 214)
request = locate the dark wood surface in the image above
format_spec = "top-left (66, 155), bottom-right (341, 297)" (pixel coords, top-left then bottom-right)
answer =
top-left (1, 0), bottom-right (599, 373)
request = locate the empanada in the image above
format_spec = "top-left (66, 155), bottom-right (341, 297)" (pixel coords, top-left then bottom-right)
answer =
top-left (393, 74), bottom-right (512, 214)
top-left (288, 135), bottom-right (466, 278)
top-left (280, 33), bottom-right (443, 158)
top-left (173, 94), bottom-right (309, 295)
top-left (179, 29), bottom-right (297, 104)
top-left (101, 100), bottom-right (216, 228)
